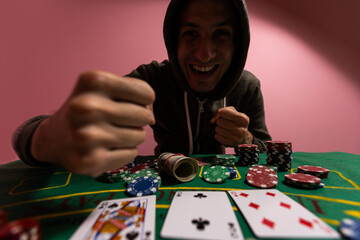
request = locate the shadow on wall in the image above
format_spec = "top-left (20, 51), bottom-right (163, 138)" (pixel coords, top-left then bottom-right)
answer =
top-left (247, 0), bottom-right (360, 87)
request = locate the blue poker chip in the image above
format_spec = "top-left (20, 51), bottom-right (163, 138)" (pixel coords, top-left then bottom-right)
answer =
top-left (227, 167), bottom-right (238, 179)
top-left (127, 176), bottom-right (159, 197)
top-left (339, 218), bottom-right (360, 240)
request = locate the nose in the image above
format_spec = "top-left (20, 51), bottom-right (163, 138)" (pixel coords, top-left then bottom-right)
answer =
top-left (194, 36), bottom-right (216, 63)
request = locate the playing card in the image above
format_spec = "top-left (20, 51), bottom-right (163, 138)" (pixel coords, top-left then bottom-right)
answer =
top-left (228, 189), bottom-right (340, 239)
top-left (160, 191), bottom-right (244, 240)
top-left (70, 195), bottom-right (156, 240)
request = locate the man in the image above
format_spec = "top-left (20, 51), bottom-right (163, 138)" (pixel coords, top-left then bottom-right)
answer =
top-left (13, 0), bottom-right (271, 177)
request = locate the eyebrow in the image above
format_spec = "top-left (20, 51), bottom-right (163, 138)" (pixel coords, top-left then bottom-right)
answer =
top-left (181, 21), bottom-right (232, 28)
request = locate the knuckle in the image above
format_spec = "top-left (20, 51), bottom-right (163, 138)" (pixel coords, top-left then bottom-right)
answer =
top-left (77, 71), bottom-right (109, 91)
top-left (68, 95), bottom-right (103, 120)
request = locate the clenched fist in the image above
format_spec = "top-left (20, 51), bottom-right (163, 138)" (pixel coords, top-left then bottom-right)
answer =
top-left (31, 71), bottom-right (155, 177)
top-left (210, 106), bottom-right (253, 147)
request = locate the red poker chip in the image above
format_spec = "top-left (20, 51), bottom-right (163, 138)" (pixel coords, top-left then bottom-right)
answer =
top-left (246, 166), bottom-right (278, 188)
top-left (285, 173), bottom-right (321, 185)
top-left (297, 165), bottom-right (329, 178)
top-left (105, 166), bottom-right (128, 175)
top-left (0, 218), bottom-right (40, 239)
top-left (0, 210), bottom-right (7, 227)
top-left (238, 144), bottom-right (258, 149)
top-left (129, 163), bottom-right (150, 174)
top-left (267, 140), bottom-right (292, 151)
top-left (248, 165), bottom-right (276, 174)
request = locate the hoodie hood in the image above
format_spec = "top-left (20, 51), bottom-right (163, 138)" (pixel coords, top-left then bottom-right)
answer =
top-left (163, 0), bottom-right (250, 101)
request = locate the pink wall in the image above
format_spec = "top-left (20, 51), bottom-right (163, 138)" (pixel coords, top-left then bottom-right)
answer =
top-left (1, 0), bottom-right (359, 164)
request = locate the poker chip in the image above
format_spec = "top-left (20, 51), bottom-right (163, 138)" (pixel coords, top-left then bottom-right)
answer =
top-left (96, 166), bottom-right (129, 183)
top-left (0, 218), bottom-right (41, 240)
top-left (127, 176), bottom-right (159, 197)
top-left (339, 218), bottom-right (360, 240)
top-left (297, 165), bottom-right (329, 178)
top-left (0, 210), bottom-right (7, 227)
top-left (125, 168), bottom-right (162, 187)
top-left (214, 155), bottom-right (236, 167)
top-left (285, 173), bottom-right (322, 189)
top-left (266, 140), bottom-right (293, 171)
top-left (246, 165), bottom-right (278, 188)
top-left (126, 159), bottom-right (137, 169)
top-left (129, 163), bottom-right (150, 174)
top-left (266, 140), bottom-right (292, 151)
top-left (236, 144), bottom-right (259, 166)
top-left (227, 167), bottom-right (238, 179)
top-left (203, 166), bottom-right (230, 183)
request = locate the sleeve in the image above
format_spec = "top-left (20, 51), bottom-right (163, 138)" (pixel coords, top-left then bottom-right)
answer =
top-left (248, 84), bottom-right (272, 152)
top-left (232, 71), bottom-right (272, 153)
top-left (12, 115), bottom-right (52, 166)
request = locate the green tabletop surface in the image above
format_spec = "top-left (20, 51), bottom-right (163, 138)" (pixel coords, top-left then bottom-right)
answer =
top-left (0, 152), bottom-right (359, 239)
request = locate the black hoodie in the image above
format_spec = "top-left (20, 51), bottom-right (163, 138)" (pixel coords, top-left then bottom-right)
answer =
top-left (127, 0), bottom-right (271, 156)
top-left (13, 0), bottom-right (271, 166)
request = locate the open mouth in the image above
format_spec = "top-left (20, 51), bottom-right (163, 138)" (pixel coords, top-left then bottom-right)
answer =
top-left (190, 64), bottom-right (218, 76)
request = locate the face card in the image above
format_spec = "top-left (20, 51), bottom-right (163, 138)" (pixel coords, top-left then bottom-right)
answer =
top-left (160, 191), bottom-right (244, 240)
top-left (70, 195), bottom-right (156, 240)
top-left (228, 189), bottom-right (340, 239)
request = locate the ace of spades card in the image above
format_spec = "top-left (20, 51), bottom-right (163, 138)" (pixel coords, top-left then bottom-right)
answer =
top-left (160, 191), bottom-right (244, 240)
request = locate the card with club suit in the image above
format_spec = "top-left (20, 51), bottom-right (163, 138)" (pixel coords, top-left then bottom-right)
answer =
top-left (161, 191), bottom-right (244, 240)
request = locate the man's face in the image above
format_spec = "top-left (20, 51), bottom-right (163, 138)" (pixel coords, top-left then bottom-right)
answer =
top-left (177, 0), bottom-right (235, 93)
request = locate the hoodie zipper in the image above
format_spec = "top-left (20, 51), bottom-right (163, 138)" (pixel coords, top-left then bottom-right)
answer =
top-left (195, 98), bottom-right (206, 152)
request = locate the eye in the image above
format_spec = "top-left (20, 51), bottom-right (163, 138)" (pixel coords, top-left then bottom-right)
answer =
top-left (182, 30), bottom-right (198, 38)
top-left (214, 29), bottom-right (232, 39)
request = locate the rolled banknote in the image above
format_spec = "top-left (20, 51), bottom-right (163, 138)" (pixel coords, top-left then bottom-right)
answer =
top-left (157, 152), bottom-right (199, 182)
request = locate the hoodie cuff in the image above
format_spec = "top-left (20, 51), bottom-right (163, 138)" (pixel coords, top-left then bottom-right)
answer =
top-left (12, 115), bottom-right (53, 166)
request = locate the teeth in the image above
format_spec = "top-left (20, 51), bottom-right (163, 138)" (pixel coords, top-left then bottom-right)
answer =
top-left (192, 65), bottom-right (215, 72)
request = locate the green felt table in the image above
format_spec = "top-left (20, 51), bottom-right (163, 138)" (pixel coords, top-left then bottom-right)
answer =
top-left (0, 152), bottom-right (359, 239)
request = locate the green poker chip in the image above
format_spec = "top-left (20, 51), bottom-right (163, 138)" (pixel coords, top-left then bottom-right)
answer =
top-left (203, 166), bottom-right (230, 183)
top-left (125, 168), bottom-right (162, 187)
top-left (214, 155), bottom-right (236, 167)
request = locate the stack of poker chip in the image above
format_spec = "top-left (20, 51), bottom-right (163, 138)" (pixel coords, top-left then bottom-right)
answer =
top-left (97, 166), bottom-right (129, 183)
top-left (235, 144), bottom-right (259, 166)
top-left (284, 173), bottom-right (322, 189)
top-left (96, 158), bottom-right (162, 197)
top-left (125, 165), bottom-right (161, 197)
top-left (214, 154), bottom-right (236, 167)
top-left (297, 165), bottom-right (329, 178)
top-left (266, 140), bottom-right (293, 171)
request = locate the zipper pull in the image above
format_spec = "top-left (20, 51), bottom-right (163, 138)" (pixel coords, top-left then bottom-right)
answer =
top-left (198, 99), bottom-right (206, 113)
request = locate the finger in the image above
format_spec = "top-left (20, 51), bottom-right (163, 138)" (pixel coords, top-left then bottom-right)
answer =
top-left (210, 109), bottom-right (221, 123)
top-left (214, 125), bottom-right (246, 145)
top-left (75, 71), bottom-right (155, 107)
top-left (69, 94), bottom-right (155, 127)
top-left (74, 124), bottom-right (147, 150)
top-left (69, 147), bottom-right (138, 177)
top-left (215, 110), bottom-right (249, 127)
top-left (214, 133), bottom-right (235, 147)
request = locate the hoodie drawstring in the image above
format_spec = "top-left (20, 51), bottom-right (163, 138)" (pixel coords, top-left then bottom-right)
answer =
top-left (184, 92), bottom-right (193, 155)
top-left (184, 91), bottom-right (227, 155)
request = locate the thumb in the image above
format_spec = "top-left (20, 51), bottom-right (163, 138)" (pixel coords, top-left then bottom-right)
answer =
top-left (210, 109), bottom-right (221, 124)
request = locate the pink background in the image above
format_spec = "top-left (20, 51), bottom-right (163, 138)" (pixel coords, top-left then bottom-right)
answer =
top-left (1, 0), bottom-right (359, 164)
